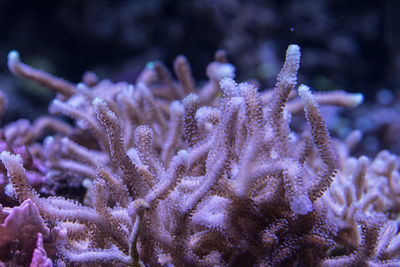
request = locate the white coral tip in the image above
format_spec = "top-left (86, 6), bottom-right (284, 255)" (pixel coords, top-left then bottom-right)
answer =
top-left (349, 93), bottom-right (364, 106)
top-left (216, 63), bottom-right (236, 80)
top-left (298, 84), bottom-right (317, 107)
top-left (286, 44), bottom-right (300, 60)
top-left (219, 77), bottom-right (237, 94)
top-left (287, 44), bottom-right (300, 56)
top-left (7, 50), bottom-right (20, 74)
top-left (77, 82), bottom-right (89, 91)
top-left (92, 97), bottom-right (105, 107)
top-left (0, 150), bottom-right (22, 165)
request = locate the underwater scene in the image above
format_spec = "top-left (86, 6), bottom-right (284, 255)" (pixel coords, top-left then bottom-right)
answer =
top-left (0, 1), bottom-right (400, 266)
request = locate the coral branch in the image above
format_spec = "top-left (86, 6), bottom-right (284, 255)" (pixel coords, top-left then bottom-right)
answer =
top-left (8, 51), bottom-right (77, 98)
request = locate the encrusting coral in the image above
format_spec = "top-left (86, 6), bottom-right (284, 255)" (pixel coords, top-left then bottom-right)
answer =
top-left (0, 44), bottom-right (399, 266)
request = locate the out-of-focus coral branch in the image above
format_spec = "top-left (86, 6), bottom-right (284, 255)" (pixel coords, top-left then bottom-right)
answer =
top-left (8, 51), bottom-right (77, 98)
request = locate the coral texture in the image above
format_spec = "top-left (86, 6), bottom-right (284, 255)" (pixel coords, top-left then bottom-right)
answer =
top-left (0, 45), bottom-right (399, 266)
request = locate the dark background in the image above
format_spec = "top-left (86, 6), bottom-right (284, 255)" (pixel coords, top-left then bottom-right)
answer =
top-left (1, 1), bottom-right (399, 92)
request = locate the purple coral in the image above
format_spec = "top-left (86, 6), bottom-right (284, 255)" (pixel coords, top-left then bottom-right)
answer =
top-left (0, 44), bottom-right (399, 266)
top-left (0, 199), bottom-right (50, 266)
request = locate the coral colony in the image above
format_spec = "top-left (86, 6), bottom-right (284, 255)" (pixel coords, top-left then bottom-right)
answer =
top-left (0, 44), bottom-right (400, 266)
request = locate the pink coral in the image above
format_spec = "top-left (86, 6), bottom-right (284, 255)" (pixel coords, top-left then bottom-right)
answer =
top-left (0, 199), bottom-right (49, 266)
top-left (30, 233), bottom-right (52, 267)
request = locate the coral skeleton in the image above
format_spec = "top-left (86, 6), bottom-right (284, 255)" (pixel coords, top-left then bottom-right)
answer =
top-left (0, 45), bottom-right (399, 266)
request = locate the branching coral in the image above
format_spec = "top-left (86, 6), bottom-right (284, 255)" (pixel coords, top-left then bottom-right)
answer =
top-left (0, 44), bottom-right (399, 266)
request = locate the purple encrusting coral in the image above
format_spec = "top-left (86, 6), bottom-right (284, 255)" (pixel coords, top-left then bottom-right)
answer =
top-left (0, 44), bottom-right (399, 266)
